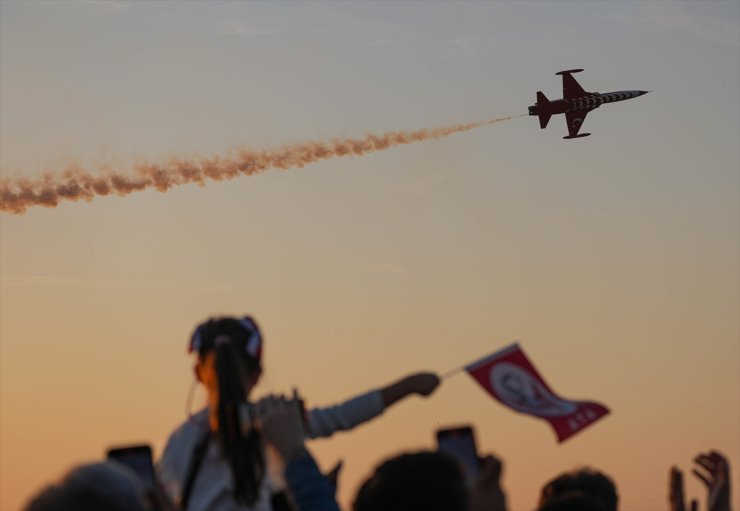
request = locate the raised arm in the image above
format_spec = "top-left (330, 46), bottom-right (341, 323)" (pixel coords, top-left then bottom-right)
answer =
top-left (693, 450), bottom-right (732, 511)
top-left (669, 466), bottom-right (698, 511)
top-left (306, 372), bottom-right (441, 439)
top-left (669, 450), bottom-right (732, 511)
top-left (470, 455), bottom-right (507, 511)
top-left (260, 395), bottom-right (340, 511)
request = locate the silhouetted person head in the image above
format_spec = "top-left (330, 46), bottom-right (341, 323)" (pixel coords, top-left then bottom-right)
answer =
top-left (353, 451), bottom-right (469, 511)
top-left (24, 461), bottom-right (149, 511)
top-left (538, 491), bottom-right (608, 511)
top-left (189, 315), bottom-right (265, 506)
top-left (539, 467), bottom-right (618, 511)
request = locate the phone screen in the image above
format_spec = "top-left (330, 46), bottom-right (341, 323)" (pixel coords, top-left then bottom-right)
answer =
top-left (436, 426), bottom-right (479, 483)
top-left (107, 445), bottom-right (155, 491)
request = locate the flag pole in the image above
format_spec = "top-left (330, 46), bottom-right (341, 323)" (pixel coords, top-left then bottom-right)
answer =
top-left (442, 365), bottom-right (466, 380)
top-left (441, 342), bottom-right (519, 380)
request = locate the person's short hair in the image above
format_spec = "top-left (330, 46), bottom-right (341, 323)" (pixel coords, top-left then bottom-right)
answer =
top-left (539, 467), bottom-right (618, 511)
top-left (538, 491), bottom-right (608, 511)
top-left (24, 461), bottom-right (149, 511)
top-left (353, 451), bottom-right (469, 511)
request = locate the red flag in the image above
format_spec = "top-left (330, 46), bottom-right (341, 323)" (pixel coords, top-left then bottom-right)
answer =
top-left (465, 343), bottom-right (609, 442)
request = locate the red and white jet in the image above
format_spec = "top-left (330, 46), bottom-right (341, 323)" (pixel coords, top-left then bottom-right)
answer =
top-left (528, 69), bottom-right (649, 139)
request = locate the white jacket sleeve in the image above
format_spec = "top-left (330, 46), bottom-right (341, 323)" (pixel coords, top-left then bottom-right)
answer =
top-left (156, 426), bottom-right (192, 504)
top-left (305, 390), bottom-right (385, 439)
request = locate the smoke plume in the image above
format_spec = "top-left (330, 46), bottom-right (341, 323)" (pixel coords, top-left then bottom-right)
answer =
top-left (1, 115), bottom-right (522, 214)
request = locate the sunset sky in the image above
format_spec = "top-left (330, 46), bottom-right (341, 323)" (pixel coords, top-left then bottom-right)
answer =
top-left (1, 1), bottom-right (738, 510)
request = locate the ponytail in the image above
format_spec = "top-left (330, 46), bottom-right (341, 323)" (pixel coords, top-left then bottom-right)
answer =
top-left (214, 340), bottom-right (265, 505)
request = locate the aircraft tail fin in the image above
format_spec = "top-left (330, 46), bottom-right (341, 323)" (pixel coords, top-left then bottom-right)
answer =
top-left (536, 91), bottom-right (552, 129)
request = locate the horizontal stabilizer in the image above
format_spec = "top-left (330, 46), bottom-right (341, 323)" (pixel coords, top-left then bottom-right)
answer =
top-left (539, 112), bottom-right (552, 129)
top-left (563, 133), bottom-right (591, 140)
top-left (556, 68), bottom-right (584, 75)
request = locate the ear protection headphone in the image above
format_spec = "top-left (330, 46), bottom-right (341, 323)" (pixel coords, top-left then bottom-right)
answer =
top-left (188, 316), bottom-right (262, 360)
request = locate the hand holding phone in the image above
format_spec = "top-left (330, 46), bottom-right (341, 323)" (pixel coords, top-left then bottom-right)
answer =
top-left (436, 426), bottom-right (480, 484)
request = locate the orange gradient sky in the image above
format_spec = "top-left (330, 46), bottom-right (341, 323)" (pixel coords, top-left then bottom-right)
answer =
top-left (1, 2), bottom-right (738, 510)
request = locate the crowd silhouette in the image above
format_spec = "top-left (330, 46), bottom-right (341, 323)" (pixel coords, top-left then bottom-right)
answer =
top-left (23, 315), bottom-right (733, 511)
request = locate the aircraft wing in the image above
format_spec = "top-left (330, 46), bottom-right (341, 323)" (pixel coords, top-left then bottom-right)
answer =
top-left (562, 73), bottom-right (587, 99)
top-left (565, 109), bottom-right (591, 137)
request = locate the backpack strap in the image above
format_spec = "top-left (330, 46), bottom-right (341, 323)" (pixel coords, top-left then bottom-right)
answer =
top-left (181, 428), bottom-right (212, 510)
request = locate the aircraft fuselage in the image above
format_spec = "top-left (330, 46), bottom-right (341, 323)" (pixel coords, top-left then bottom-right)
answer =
top-left (528, 90), bottom-right (648, 117)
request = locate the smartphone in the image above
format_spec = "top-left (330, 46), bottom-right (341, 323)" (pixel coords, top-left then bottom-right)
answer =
top-left (436, 426), bottom-right (480, 484)
top-left (106, 444), bottom-right (155, 491)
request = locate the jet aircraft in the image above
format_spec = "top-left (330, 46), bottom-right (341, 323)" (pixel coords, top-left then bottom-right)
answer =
top-left (528, 69), bottom-right (649, 139)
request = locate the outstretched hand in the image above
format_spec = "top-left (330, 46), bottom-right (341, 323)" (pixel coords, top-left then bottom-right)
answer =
top-left (259, 391), bottom-right (308, 464)
top-left (693, 451), bottom-right (732, 511)
top-left (670, 466), bottom-right (698, 511)
top-left (669, 450), bottom-right (732, 511)
top-left (407, 372), bottom-right (441, 396)
top-left (380, 372), bottom-right (441, 408)
top-left (470, 455), bottom-right (507, 511)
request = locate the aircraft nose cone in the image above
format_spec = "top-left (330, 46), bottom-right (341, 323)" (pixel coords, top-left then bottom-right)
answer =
top-left (639, 90), bottom-right (651, 96)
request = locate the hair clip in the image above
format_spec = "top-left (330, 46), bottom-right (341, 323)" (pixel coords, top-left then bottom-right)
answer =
top-left (214, 335), bottom-right (231, 346)
top-left (239, 316), bottom-right (262, 360)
